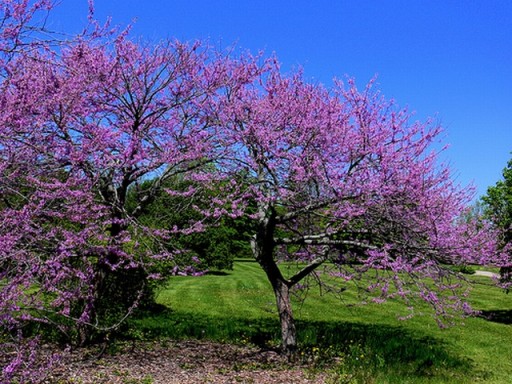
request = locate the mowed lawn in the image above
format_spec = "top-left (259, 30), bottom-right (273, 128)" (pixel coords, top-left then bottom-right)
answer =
top-left (132, 260), bottom-right (512, 383)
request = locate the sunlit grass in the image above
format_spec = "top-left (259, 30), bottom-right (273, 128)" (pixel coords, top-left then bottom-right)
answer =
top-left (128, 259), bottom-right (512, 383)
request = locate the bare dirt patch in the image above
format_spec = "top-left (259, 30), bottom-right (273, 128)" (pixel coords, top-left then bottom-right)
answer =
top-left (44, 340), bottom-right (329, 384)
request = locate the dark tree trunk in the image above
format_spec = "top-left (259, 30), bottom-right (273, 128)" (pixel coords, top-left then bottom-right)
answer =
top-left (250, 205), bottom-right (297, 356)
top-left (272, 278), bottom-right (297, 356)
top-left (500, 266), bottom-right (512, 286)
top-left (77, 191), bottom-right (147, 346)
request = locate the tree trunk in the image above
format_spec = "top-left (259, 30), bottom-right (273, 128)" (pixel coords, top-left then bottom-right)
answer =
top-left (272, 278), bottom-right (297, 356)
top-left (250, 204), bottom-right (298, 356)
top-left (500, 266), bottom-right (512, 285)
top-left (77, 198), bottom-right (145, 346)
top-left (255, 247), bottom-right (298, 356)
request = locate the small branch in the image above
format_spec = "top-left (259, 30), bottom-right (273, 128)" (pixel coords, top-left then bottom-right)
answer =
top-left (275, 199), bottom-right (337, 223)
top-left (275, 194), bottom-right (361, 224)
top-left (288, 255), bottom-right (328, 287)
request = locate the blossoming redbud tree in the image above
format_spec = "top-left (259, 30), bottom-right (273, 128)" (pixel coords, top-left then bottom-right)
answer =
top-left (0, 1), bottom-right (263, 380)
top-left (207, 64), bottom-right (497, 354)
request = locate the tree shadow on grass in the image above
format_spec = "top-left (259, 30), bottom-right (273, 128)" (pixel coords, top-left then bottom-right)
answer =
top-left (205, 270), bottom-right (231, 276)
top-left (478, 309), bottom-right (512, 325)
top-left (125, 310), bottom-right (482, 381)
top-left (296, 319), bottom-right (479, 380)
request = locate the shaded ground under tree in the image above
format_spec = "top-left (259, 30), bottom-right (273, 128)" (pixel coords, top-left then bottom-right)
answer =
top-left (32, 312), bottom-right (483, 384)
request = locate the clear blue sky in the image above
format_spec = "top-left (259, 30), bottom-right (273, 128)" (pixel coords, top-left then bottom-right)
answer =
top-left (49, 1), bottom-right (512, 199)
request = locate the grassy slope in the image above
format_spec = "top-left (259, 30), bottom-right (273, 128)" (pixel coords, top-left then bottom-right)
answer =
top-left (133, 260), bottom-right (512, 383)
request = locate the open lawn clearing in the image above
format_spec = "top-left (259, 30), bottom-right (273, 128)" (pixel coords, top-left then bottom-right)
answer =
top-left (142, 260), bottom-right (512, 383)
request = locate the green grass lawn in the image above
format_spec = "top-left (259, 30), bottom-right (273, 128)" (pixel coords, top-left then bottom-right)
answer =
top-left (129, 260), bottom-right (512, 383)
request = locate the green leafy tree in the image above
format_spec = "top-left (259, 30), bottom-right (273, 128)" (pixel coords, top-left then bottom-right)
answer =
top-left (127, 176), bottom-right (253, 272)
top-left (483, 160), bottom-right (512, 239)
top-left (482, 158), bottom-right (512, 283)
